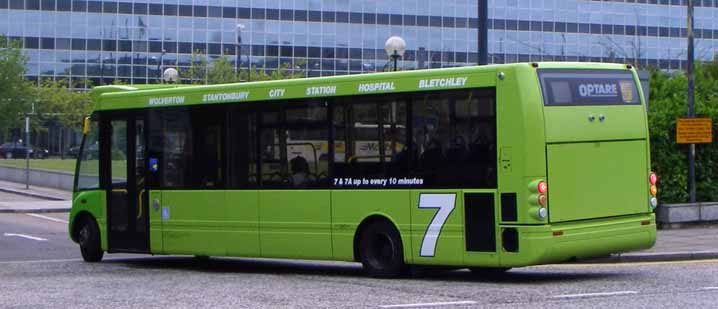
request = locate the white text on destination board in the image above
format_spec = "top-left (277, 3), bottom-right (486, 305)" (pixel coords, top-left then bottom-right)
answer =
top-left (203, 92), bottom-right (250, 102)
top-left (418, 77), bottom-right (468, 88)
top-left (357, 82), bottom-right (396, 92)
top-left (269, 89), bottom-right (286, 97)
top-left (306, 86), bottom-right (337, 95)
top-left (148, 96), bottom-right (185, 105)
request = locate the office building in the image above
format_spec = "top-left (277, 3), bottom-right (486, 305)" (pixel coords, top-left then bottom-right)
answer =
top-left (1, 0), bottom-right (715, 87)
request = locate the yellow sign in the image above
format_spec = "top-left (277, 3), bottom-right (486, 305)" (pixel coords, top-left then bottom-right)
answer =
top-left (676, 118), bottom-right (712, 144)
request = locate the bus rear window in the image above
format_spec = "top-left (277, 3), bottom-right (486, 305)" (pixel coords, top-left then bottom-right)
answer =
top-left (538, 70), bottom-right (640, 106)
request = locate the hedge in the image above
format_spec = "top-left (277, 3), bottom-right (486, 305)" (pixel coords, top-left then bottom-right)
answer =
top-left (649, 61), bottom-right (718, 203)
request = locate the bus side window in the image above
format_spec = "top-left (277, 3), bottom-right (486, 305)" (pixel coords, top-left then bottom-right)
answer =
top-left (229, 108), bottom-right (258, 189)
top-left (285, 102), bottom-right (328, 188)
top-left (192, 108), bottom-right (225, 188)
top-left (331, 97), bottom-right (408, 188)
top-left (257, 102), bottom-right (329, 188)
top-left (410, 89), bottom-right (496, 188)
top-left (259, 118), bottom-right (285, 188)
top-left (152, 109), bottom-right (194, 188)
top-left (147, 107), bottom-right (227, 189)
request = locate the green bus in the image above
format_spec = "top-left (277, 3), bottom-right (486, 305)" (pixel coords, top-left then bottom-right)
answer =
top-left (69, 62), bottom-right (657, 277)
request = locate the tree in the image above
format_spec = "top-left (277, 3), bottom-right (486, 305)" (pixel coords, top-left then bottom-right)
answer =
top-left (34, 79), bottom-right (92, 130)
top-left (207, 55), bottom-right (240, 84)
top-left (183, 50), bottom-right (209, 84)
top-left (31, 79), bottom-right (91, 157)
top-left (188, 52), bottom-right (306, 85)
top-left (0, 36), bottom-right (32, 141)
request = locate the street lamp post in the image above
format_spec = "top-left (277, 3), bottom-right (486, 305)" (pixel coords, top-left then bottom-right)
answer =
top-left (236, 23), bottom-right (245, 81)
top-left (99, 54), bottom-right (104, 85)
top-left (687, 0), bottom-right (696, 203)
top-left (478, 0), bottom-right (488, 65)
top-left (158, 49), bottom-right (166, 81)
top-left (24, 101), bottom-right (36, 189)
top-left (384, 36), bottom-right (406, 72)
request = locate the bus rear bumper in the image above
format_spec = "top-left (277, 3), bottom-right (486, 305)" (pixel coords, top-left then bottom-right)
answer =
top-left (499, 213), bottom-right (656, 267)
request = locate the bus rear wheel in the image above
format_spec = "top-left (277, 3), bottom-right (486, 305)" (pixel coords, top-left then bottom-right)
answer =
top-left (78, 218), bottom-right (103, 262)
top-left (358, 220), bottom-right (407, 278)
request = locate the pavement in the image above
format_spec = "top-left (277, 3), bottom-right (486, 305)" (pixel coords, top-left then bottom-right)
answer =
top-left (0, 180), bottom-right (716, 264)
top-left (586, 225), bottom-right (718, 263)
top-left (0, 180), bottom-right (71, 201)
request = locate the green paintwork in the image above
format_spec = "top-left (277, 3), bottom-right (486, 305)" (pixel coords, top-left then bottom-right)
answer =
top-left (92, 67), bottom-right (494, 111)
top-left (73, 63), bottom-right (656, 269)
top-left (159, 191), bottom-right (227, 255)
top-left (148, 190), bottom-right (163, 253)
top-left (547, 140), bottom-right (649, 222)
top-left (543, 106), bottom-right (647, 143)
top-left (258, 190), bottom-right (332, 259)
top-left (499, 213), bottom-right (656, 267)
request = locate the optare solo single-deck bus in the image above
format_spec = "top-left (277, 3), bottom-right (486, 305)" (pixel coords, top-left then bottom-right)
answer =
top-left (69, 62), bottom-right (657, 277)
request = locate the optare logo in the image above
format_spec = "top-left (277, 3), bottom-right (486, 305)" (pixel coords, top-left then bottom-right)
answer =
top-left (578, 83), bottom-right (618, 97)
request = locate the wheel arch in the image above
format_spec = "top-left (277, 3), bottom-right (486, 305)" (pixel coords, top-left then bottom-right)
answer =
top-left (70, 211), bottom-right (98, 243)
top-left (352, 214), bottom-right (404, 262)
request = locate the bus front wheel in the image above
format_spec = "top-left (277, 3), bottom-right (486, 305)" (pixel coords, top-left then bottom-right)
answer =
top-left (78, 218), bottom-right (103, 262)
top-left (358, 220), bottom-right (407, 278)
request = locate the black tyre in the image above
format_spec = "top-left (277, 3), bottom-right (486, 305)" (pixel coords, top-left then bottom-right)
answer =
top-left (358, 220), bottom-right (408, 278)
top-left (78, 217), bottom-right (103, 262)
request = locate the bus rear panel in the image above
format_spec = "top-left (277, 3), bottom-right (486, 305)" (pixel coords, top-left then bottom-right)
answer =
top-left (493, 64), bottom-right (655, 267)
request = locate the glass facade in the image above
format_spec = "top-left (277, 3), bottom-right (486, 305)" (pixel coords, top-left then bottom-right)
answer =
top-left (2, 0), bottom-right (717, 87)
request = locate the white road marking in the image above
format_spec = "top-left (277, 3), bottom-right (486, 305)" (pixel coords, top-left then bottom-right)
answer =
top-left (551, 291), bottom-right (638, 299)
top-left (3, 233), bottom-right (48, 241)
top-left (25, 213), bottom-right (69, 224)
top-left (700, 287), bottom-right (718, 291)
top-left (0, 258), bottom-right (82, 264)
top-left (379, 300), bottom-right (478, 308)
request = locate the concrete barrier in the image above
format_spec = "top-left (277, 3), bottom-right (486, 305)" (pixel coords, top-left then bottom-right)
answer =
top-left (0, 165), bottom-right (74, 191)
top-left (657, 202), bottom-right (718, 228)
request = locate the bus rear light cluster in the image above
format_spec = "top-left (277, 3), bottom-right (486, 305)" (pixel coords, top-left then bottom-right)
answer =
top-left (529, 180), bottom-right (548, 220)
top-left (649, 171), bottom-right (658, 210)
top-left (537, 181), bottom-right (548, 208)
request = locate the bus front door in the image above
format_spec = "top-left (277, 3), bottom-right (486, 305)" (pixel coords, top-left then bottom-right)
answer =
top-left (105, 116), bottom-right (150, 253)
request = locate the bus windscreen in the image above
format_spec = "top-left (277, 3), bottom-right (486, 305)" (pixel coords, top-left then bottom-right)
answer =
top-left (538, 70), bottom-right (640, 106)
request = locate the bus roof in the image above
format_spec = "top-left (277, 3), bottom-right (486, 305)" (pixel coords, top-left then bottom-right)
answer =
top-left (90, 62), bottom-right (633, 111)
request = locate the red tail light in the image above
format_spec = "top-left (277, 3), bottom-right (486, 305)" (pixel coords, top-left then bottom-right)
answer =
top-left (537, 181), bottom-right (548, 194)
top-left (649, 172), bottom-right (657, 185)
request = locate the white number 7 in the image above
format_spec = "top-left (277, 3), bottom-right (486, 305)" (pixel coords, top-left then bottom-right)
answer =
top-left (418, 194), bottom-right (456, 257)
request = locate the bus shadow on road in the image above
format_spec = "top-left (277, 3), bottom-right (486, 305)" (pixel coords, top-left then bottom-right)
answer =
top-left (411, 267), bottom-right (631, 284)
top-left (105, 256), bottom-right (365, 277)
top-left (103, 256), bottom-right (629, 283)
